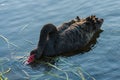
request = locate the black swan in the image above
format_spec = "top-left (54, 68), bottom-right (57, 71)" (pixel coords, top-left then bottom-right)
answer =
top-left (26, 15), bottom-right (104, 64)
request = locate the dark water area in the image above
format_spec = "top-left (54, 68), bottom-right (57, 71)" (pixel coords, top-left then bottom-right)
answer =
top-left (0, 0), bottom-right (120, 80)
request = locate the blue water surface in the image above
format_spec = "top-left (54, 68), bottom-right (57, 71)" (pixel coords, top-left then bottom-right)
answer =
top-left (0, 0), bottom-right (120, 80)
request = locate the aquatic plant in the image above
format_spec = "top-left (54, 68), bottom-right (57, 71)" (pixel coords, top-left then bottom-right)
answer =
top-left (0, 35), bottom-right (19, 48)
top-left (39, 58), bottom-right (96, 80)
top-left (0, 68), bottom-right (11, 80)
top-left (0, 31), bottom-right (96, 80)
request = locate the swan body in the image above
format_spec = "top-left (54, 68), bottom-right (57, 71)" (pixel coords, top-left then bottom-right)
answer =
top-left (26, 15), bottom-right (104, 64)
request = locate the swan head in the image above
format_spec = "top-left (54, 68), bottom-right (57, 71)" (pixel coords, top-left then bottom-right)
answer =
top-left (25, 49), bottom-right (37, 64)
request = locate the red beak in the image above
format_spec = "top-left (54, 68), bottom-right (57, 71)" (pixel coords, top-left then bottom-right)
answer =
top-left (25, 54), bottom-right (35, 64)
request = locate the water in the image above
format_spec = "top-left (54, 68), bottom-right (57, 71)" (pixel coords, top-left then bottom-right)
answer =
top-left (0, 0), bottom-right (120, 80)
